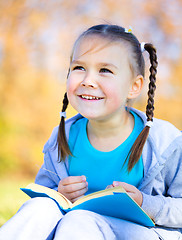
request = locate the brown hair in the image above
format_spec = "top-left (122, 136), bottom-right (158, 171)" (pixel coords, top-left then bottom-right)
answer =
top-left (57, 92), bottom-right (72, 161)
top-left (57, 24), bottom-right (158, 171)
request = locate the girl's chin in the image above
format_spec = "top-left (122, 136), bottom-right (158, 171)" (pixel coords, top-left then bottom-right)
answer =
top-left (79, 112), bottom-right (110, 121)
top-left (77, 110), bottom-right (102, 120)
top-left (80, 113), bottom-right (100, 120)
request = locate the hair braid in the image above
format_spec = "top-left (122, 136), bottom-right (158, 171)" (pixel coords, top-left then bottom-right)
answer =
top-left (125, 43), bottom-right (158, 172)
top-left (57, 92), bottom-right (72, 161)
top-left (145, 43), bottom-right (158, 121)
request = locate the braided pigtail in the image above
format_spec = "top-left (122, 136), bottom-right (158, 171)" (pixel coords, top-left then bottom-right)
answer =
top-left (126, 43), bottom-right (158, 171)
top-left (144, 43), bottom-right (158, 122)
top-left (57, 92), bottom-right (72, 161)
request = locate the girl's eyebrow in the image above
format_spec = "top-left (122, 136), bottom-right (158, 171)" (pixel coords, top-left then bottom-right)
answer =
top-left (99, 63), bottom-right (118, 70)
top-left (71, 60), bottom-right (118, 69)
top-left (71, 60), bottom-right (84, 65)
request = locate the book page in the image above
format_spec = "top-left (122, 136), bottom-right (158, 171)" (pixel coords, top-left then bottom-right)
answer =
top-left (72, 186), bottom-right (126, 208)
top-left (26, 183), bottom-right (72, 209)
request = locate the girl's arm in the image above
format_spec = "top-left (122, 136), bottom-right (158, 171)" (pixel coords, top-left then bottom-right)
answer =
top-left (107, 180), bottom-right (182, 228)
top-left (141, 192), bottom-right (182, 228)
top-left (107, 137), bottom-right (182, 229)
top-left (141, 139), bottom-right (182, 228)
top-left (35, 151), bottom-right (67, 191)
top-left (35, 126), bottom-right (69, 190)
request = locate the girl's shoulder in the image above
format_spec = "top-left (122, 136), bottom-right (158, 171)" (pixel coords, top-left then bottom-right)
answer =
top-left (43, 114), bottom-right (84, 153)
top-left (150, 117), bottom-right (182, 154)
top-left (132, 108), bottom-right (182, 153)
top-left (132, 107), bottom-right (181, 135)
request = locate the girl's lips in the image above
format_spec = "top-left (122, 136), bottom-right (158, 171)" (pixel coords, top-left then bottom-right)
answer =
top-left (78, 95), bottom-right (104, 100)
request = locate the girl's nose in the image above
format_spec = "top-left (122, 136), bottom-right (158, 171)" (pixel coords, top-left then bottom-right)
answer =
top-left (81, 82), bottom-right (96, 88)
top-left (81, 74), bottom-right (97, 88)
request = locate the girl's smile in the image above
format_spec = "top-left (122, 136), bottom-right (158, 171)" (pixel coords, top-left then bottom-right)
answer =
top-left (78, 94), bottom-right (104, 100)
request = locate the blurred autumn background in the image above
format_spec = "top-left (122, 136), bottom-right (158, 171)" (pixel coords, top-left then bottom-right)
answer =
top-left (0, 0), bottom-right (182, 226)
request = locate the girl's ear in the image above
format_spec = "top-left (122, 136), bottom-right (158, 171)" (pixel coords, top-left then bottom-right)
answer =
top-left (127, 75), bottom-right (144, 99)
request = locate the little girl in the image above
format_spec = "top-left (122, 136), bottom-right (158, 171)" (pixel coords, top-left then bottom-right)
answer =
top-left (0, 24), bottom-right (182, 240)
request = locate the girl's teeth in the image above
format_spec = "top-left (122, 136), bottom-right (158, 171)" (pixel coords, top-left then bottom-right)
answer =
top-left (81, 95), bottom-right (100, 100)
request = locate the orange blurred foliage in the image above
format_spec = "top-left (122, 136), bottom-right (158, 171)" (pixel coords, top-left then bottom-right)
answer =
top-left (0, 0), bottom-right (181, 178)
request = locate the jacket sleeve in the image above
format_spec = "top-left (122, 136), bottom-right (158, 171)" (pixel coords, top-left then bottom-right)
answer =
top-left (142, 137), bottom-right (182, 228)
top-left (35, 126), bottom-right (69, 191)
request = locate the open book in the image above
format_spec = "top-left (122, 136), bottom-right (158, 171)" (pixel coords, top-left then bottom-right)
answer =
top-left (21, 183), bottom-right (155, 227)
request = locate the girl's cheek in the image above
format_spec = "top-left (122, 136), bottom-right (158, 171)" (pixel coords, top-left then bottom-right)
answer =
top-left (66, 86), bottom-right (74, 102)
top-left (104, 86), bottom-right (126, 106)
top-left (67, 77), bottom-right (76, 93)
top-left (66, 78), bottom-right (79, 106)
top-left (102, 84), bottom-right (119, 99)
top-left (67, 73), bottom-right (81, 89)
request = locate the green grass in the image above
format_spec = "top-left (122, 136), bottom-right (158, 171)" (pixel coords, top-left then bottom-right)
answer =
top-left (0, 177), bottom-right (34, 227)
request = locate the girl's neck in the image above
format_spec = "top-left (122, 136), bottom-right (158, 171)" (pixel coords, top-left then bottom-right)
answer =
top-left (87, 111), bottom-right (134, 151)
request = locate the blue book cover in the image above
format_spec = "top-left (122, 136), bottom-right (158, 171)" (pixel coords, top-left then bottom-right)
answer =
top-left (21, 183), bottom-right (155, 227)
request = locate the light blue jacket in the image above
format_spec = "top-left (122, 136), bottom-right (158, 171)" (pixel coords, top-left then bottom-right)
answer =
top-left (35, 108), bottom-right (182, 234)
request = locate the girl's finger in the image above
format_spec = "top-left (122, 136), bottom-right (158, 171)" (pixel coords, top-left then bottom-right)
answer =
top-left (64, 181), bottom-right (88, 193)
top-left (105, 185), bottom-right (113, 189)
top-left (112, 181), bottom-right (136, 193)
top-left (71, 196), bottom-right (82, 203)
top-left (61, 175), bottom-right (86, 186)
top-left (67, 186), bottom-right (88, 201)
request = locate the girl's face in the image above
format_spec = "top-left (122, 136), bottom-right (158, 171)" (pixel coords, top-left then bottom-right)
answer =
top-left (67, 36), bottom-right (136, 121)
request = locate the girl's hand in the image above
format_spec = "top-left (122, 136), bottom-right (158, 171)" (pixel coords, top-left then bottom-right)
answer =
top-left (58, 176), bottom-right (88, 203)
top-left (106, 181), bottom-right (143, 207)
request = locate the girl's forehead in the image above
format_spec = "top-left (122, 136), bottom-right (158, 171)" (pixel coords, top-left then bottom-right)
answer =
top-left (71, 35), bottom-right (129, 61)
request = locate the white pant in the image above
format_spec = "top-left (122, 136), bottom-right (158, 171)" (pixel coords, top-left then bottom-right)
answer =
top-left (0, 198), bottom-right (63, 240)
top-left (0, 197), bottom-right (181, 240)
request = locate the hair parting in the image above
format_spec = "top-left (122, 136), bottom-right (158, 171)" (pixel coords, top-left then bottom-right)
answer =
top-left (57, 92), bottom-right (72, 161)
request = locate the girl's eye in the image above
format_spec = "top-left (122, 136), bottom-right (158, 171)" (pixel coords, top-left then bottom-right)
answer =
top-left (72, 66), bottom-right (85, 71)
top-left (100, 68), bottom-right (113, 74)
